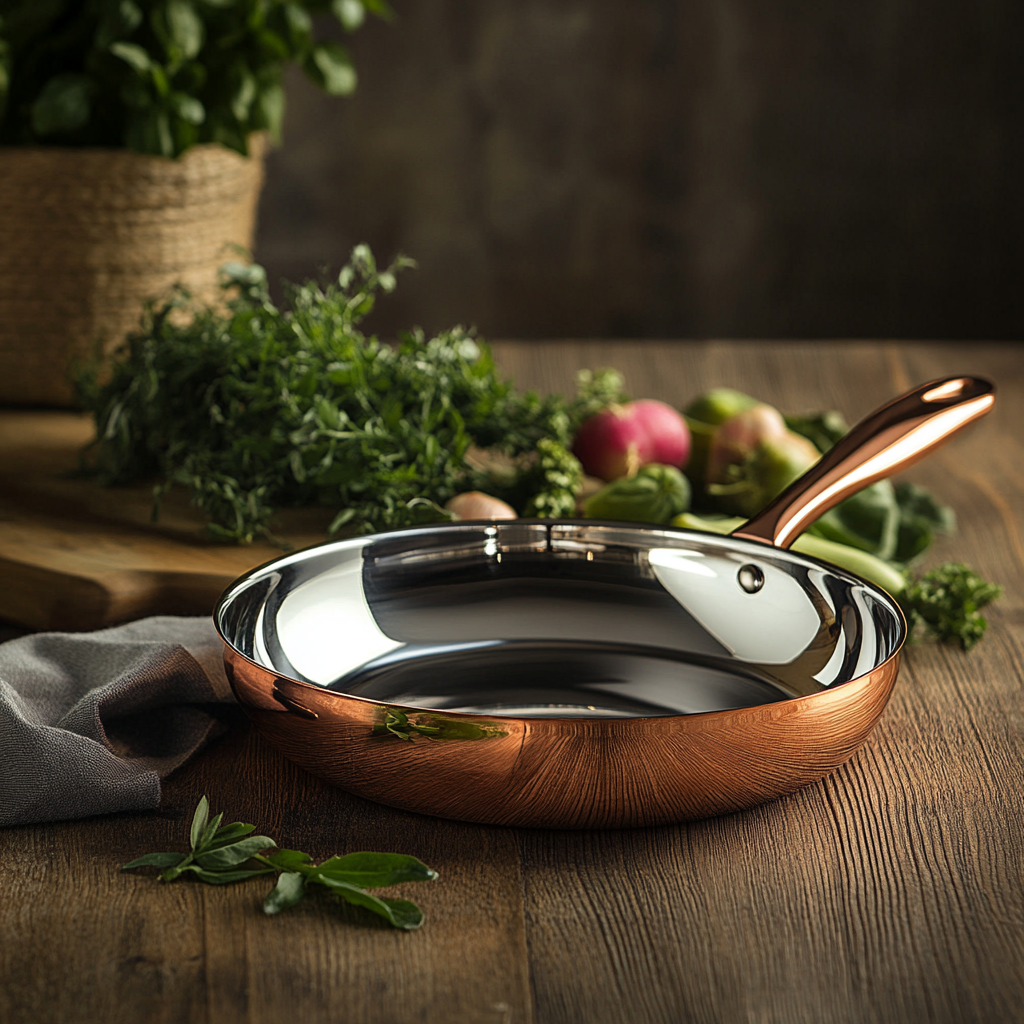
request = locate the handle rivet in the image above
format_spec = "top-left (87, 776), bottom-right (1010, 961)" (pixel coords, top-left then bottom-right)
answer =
top-left (738, 564), bottom-right (765, 594)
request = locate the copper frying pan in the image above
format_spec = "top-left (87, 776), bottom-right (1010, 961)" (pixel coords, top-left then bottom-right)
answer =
top-left (215, 376), bottom-right (994, 828)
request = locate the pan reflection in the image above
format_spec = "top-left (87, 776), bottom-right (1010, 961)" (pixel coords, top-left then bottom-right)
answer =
top-left (221, 521), bottom-right (903, 719)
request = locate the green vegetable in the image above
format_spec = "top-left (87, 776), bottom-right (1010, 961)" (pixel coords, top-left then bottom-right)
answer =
top-left (123, 795), bottom-right (437, 930)
top-left (704, 406), bottom-right (820, 518)
top-left (683, 388), bottom-right (759, 487)
top-left (901, 563), bottom-right (1003, 651)
top-left (584, 464), bottom-right (691, 524)
top-left (0, 0), bottom-right (390, 156)
top-left (807, 481), bottom-right (902, 562)
top-left (784, 410), bottom-right (849, 453)
top-left (684, 388), bottom-right (759, 427)
top-left (77, 246), bottom-right (613, 543)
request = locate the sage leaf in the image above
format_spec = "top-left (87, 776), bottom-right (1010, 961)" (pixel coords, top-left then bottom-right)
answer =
top-left (206, 822), bottom-right (257, 848)
top-left (314, 853), bottom-right (439, 888)
top-left (122, 797), bottom-right (436, 930)
top-left (265, 849), bottom-right (313, 870)
top-left (318, 879), bottom-right (425, 931)
top-left (189, 795), bottom-right (210, 849)
top-left (197, 811), bottom-right (224, 851)
top-left (264, 872), bottom-right (306, 914)
top-left (122, 852), bottom-right (186, 870)
top-left (195, 835), bottom-right (276, 869)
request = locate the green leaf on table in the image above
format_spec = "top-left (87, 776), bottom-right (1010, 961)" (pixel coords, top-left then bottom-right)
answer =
top-left (314, 853), bottom-right (439, 888)
top-left (264, 872), bottom-right (306, 914)
top-left (195, 835), bottom-right (276, 869)
top-left (122, 852), bottom-right (186, 870)
top-left (190, 795), bottom-right (210, 849)
top-left (265, 849), bottom-right (313, 871)
top-left (198, 811), bottom-right (224, 850)
top-left (123, 797), bottom-right (435, 930)
top-left (205, 822), bottom-right (257, 848)
top-left (31, 74), bottom-right (95, 135)
top-left (317, 878), bottom-right (425, 930)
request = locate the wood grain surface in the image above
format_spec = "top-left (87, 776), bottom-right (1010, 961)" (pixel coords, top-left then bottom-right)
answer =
top-left (0, 413), bottom-right (333, 630)
top-left (1, 340), bottom-right (1022, 1024)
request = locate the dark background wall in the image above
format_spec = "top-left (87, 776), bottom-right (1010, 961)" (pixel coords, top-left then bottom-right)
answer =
top-left (254, 0), bottom-right (1024, 341)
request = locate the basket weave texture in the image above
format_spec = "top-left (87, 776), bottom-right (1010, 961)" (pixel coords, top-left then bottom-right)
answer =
top-left (0, 137), bottom-right (266, 406)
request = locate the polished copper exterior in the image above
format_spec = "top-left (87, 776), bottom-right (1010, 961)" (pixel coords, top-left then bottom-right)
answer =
top-left (224, 644), bottom-right (900, 828)
top-left (216, 375), bottom-right (993, 828)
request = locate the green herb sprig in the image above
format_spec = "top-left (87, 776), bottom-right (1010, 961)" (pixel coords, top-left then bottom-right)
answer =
top-left (123, 796), bottom-right (437, 930)
top-left (78, 246), bottom-right (618, 543)
top-left (901, 562), bottom-right (1004, 651)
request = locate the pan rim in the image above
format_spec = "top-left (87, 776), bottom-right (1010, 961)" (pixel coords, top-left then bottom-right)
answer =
top-left (214, 517), bottom-right (908, 723)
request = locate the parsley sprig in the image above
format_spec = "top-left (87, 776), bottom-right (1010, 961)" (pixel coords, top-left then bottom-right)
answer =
top-left (123, 796), bottom-right (437, 930)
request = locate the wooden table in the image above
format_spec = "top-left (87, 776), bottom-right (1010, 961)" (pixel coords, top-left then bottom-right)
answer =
top-left (1, 340), bottom-right (1022, 1024)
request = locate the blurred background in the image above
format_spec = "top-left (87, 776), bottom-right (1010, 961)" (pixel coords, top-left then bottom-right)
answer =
top-left (254, 0), bottom-right (1024, 342)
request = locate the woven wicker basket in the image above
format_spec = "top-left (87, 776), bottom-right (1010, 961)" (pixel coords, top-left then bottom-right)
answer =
top-left (0, 137), bottom-right (266, 407)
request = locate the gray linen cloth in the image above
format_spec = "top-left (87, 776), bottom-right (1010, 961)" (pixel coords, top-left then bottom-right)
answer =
top-left (0, 616), bottom-right (235, 827)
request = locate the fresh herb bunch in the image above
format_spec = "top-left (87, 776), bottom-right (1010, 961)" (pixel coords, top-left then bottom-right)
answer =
top-left (0, 0), bottom-right (389, 156)
top-left (123, 796), bottom-right (437, 930)
top-left (77, 245), bottom-right (618, 542)
top-left (901, 562), bottom-right (1004, 651)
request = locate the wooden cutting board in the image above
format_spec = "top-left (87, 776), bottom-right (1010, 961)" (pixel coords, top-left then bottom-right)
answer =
top-left (0, 411), bottom-right (335, 630)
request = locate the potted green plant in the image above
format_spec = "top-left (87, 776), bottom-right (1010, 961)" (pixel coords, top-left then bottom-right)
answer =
top-left (0, 0), bottom-right (387, 406)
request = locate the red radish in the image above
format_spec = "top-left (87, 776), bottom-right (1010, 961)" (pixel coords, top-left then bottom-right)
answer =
top-left (629, 400), bottom-right (691, 469)
top-left (572, 401), bottom-right (691, 482)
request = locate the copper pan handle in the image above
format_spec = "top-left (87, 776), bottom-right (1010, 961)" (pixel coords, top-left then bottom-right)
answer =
top-left (731, 376), bottom-right (996, 550)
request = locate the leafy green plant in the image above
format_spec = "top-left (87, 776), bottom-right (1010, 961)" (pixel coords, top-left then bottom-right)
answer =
top-left (901, 562), bottom-right (1003, 651)
top-left (77, 245), bottom-right (619, 542)
top-left (124, 795), bottom-right (437, 929)
top-left (0, 0), bottom-right (390, 156)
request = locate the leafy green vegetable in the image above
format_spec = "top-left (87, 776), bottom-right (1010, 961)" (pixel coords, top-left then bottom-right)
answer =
top-left (0, 0), bottom-right (389, 156)
top-left (784, 410), bottom-right (849, 453)
top-left (77, 246), bottom-right (614, 543)
top-left (901, 563), bottom-right (1003, 651)
top-left (584, 464), bottom-right (691, 524)
top-left (123, 795), bottom-right (437, 930)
